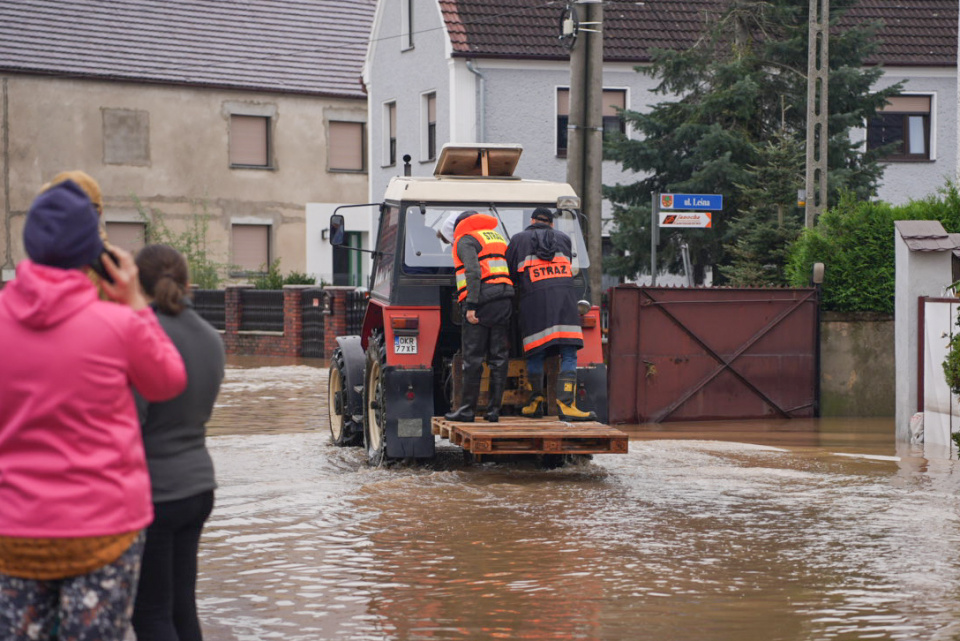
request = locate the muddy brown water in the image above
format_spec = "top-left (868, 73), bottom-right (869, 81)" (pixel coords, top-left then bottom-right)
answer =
top-left (195, 356), bottom-right (960, 641)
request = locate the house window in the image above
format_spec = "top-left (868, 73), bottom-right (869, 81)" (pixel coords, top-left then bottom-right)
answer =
top-left (401, 0), bottom-right (414, 50)
top-left (867, 95), bottom-right (932, 161)
top-left (232, 224), bottom-right (270, 272)
top-left (328, 121), bottom-right (365, 172)
top-left (423, 92), bottom-right (437, 161)
top-left (230, 115), bottom-right (271, 168)
top-left (556, 88), bottom-right (627, 157)
top-left (102, 109), bottom-right (150, 166)
top-left (384, 102), bottom-right (397, 167)
top-left (104, 222), bottom-right (146, 255)
top-left (602, 90), bottom-right (627, 138)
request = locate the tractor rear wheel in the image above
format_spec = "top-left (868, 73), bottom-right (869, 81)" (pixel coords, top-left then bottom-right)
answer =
top-left (363, 329), bottom-right (388, 466)
top-left (328, 348), bottom-right (361, 446)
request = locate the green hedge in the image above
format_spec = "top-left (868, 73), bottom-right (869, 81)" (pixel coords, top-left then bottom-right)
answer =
top-left (786, 184), bottom-right (960, 313)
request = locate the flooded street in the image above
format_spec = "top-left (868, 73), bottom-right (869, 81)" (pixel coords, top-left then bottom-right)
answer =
top-left (197, 357), bottom-right (960, 641)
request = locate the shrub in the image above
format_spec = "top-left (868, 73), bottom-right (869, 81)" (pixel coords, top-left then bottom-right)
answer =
top-left (786, 183), bottom-right (960, 313)
top-left (251, 259), bottom-right (317, 288)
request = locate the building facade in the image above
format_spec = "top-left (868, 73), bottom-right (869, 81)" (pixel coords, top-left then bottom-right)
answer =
top-left (0, 0), bottom-right (375, 285)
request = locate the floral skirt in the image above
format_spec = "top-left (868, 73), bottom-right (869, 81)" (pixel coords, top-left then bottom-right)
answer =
top-left (0, 532), bottom-right (145, 641)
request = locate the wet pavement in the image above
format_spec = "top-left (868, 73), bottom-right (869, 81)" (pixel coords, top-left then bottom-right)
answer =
top-left (195, 357), bottom-right (960, 641)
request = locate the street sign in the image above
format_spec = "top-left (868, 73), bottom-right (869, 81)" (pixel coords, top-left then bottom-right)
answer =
top-left (660, 193), bottom-right (723, 211)
top-left (659, 212), bottom-right (712, 228)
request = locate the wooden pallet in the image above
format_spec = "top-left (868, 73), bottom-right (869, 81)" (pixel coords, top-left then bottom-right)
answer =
top-left (431, 416), bottom-right (629, 455)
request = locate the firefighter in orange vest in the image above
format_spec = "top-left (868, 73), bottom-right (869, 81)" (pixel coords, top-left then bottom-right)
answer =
top-left (440, 211), bottom-right (515, 422)
top-left (505, 208), bottom-right (596, 421)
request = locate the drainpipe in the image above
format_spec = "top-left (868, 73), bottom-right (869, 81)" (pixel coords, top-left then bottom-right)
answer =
top-left (465, 59), bottom-right (485, 143)
top-left (2, 78), bottom-right (13, 281)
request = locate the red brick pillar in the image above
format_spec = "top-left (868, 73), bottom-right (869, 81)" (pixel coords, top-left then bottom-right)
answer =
top-left (224, 285), bottom-right (249, 355)
top-left (283, 285), bottom-right (311, 357)
top-left (323, 287), bottom-right (356, 357)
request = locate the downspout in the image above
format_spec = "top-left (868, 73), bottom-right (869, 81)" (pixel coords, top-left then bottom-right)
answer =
top-left (2, 77), bottom-right (12, 279)
top-left (465, 59), bottom-right (485, 143)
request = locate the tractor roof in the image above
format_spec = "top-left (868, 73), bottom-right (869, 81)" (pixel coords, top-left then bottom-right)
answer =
top-left (383, 174), bottom-right (577, 204)
top-left (384, 143), bottom-right (577, 204)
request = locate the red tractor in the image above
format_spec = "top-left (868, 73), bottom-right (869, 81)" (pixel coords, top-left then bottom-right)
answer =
top-left (327, 144), bottom-right (620, 465)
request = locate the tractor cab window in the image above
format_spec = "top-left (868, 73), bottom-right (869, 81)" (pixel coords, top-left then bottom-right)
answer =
top-left (372, 205), bottom-right (399, 297)
top-left (403, 207), bottom-right (456, 274)
top-left (403, 205), bottom-right (589, 276)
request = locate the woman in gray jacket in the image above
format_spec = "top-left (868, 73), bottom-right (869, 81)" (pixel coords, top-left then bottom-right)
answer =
top-left (132, 244), bottom-right (225, 641)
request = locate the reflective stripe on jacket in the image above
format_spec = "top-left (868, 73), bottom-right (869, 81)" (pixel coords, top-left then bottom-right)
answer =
top-left (453, 214), bottom-right (512, 303)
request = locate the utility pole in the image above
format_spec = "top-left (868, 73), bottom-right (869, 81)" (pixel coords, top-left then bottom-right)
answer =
top-left (804, 0), bottom-right (829, 228)
top-left (564, 0), bottom-right (604, 304)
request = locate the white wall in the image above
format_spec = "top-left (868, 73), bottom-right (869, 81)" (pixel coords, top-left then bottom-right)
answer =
top-left (305, 203), bottom-right (373, 286)
top-left (894, 229), bottom-right (955, 441)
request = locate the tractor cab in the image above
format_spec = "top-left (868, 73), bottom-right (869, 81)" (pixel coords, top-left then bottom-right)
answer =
top-left (327, 144), bottom-right (615, 465)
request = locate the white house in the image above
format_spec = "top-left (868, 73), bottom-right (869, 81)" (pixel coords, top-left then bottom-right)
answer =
top-left (359, 0), bottom-right (958, 285)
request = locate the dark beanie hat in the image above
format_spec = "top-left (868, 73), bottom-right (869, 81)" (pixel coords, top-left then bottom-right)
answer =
top-left (454, 210), bottom-right (478, 230)
top-left (532, 207), bottom-right (555, 223)
top-left (24, 179), bottom-right (104, 269)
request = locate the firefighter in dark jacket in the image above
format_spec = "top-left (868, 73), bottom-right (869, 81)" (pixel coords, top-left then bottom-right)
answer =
top-left (506, 207), bottom-right (596, 421)
top-left (440, 211), bottom-right (515, 422)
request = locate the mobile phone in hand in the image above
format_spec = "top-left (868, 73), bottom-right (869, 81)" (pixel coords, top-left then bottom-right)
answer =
top-left (90, 249), bottom-right (119, 284)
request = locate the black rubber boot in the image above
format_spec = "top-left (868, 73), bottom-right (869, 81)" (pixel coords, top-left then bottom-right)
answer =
top-left (445, 404), bottom-right (475, 422)
top-left (483, 371), bottom-right (505, 423)
top-left (556, 371), bottom-right (596, 422)
top-left (483, 324), bottom-right (509, 423)
top-left (446, 347), bottom-right (482, 422)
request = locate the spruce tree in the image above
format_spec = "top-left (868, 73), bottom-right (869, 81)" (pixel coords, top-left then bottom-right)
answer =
top-left (604, 0), bottom-right (899, 285)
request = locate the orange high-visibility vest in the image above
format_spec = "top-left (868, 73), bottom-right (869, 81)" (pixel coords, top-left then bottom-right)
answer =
top-left (452, 214), bottom-right (512, 302)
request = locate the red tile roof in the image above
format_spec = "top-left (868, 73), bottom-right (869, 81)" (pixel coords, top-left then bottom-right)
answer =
top-left (439, 0), bottom-right (958, 67)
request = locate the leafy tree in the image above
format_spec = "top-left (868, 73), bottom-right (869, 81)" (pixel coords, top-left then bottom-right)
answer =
top-left (604, 0), bottom-right (899, 284)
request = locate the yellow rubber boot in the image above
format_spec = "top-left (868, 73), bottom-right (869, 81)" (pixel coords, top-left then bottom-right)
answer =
top-left (556, 372), bottom-right (596, 422)
top-left (521, 373), bottom-right (544, 418)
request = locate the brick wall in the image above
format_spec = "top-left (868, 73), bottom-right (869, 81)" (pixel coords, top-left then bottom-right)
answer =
top-left (220, 285), bottom-right (358, 358)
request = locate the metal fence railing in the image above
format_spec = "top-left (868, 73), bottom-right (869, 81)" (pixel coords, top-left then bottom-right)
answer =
top-left (345, 289), bottom-right (367, 335)
top-left (192, 289), bottom-right (226, 330)
top-left (240, 289), bottom-right (284, 332)
top-left (301, 288), bottom-right (327, 358)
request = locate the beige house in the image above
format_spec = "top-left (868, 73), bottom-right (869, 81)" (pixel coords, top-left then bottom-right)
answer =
top-left (0, 0), bottom-right (375, 284)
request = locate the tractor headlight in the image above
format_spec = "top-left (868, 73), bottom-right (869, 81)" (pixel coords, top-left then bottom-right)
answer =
top-left (577, 299), bottom-right (591, 316)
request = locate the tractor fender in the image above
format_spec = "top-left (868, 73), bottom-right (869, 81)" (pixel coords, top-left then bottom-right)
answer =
top-left (335, 335), bottom-right (366, 419)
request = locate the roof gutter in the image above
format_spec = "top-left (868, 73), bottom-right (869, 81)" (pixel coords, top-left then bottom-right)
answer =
top-left (465, 59), bottom-right (485, 143)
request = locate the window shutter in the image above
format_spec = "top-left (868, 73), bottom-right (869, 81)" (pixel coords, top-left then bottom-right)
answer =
top-left (389, 104), bottom-right (397, 138)
top-left (230, 116), bottom-right (268, 166)
top-left (105, 222), bottom-right (146, 254)
top-left (329, 121), bottom-right (364, 171)
top-left (557, 89), bottom-right (570, 117)
top-left (232, 225), bottom-right (269, 271)
top-left (602, 90), bottom-right (626, 117)
top-left (881, 96), bottom-right (931, 113)
top-left (427, 94), bottom-right (436, 122)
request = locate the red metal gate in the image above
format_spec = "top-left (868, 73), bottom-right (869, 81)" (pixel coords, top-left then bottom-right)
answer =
top-left (608, 286), bottom-right (819, 424)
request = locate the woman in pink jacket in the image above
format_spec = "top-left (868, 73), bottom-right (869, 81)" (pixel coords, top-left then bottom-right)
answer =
top-left (0, 180), bottom-right (187, 641)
